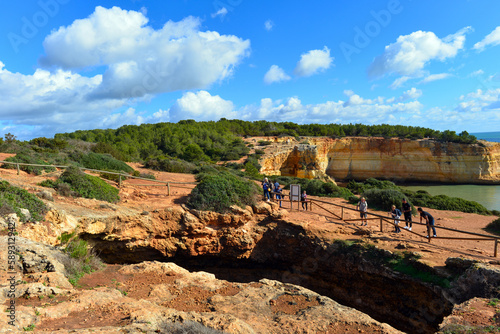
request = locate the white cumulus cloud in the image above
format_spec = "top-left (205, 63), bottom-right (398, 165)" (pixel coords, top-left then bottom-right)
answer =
top-left (264, 65), bottom-right (291, 84)
top-left (294, 46), bottom-right (333, 77)
top-left (39, 6), bottom-right (250, 99)
top-left (169, 91), bottom-right (237, 122)
top-left (473, 26), bottom-right (500, 51)
top-left (368, 27), bottom-right (471, 78)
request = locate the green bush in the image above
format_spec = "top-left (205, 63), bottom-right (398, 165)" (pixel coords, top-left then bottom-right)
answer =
top-left (60, 236), bottom-right (103, 286)
top-left (347, 178), bottom-right (399, 194)
top-left (91, 142), bottom-right (127, 161)
top-left (188, 170), bottom-right (259, 213)
top-left (362, 188), bottom-right (408, 212)
top-left (244, 161), bottom-right (262, 180)
top-left (2, 152), bottom-right (55, 175)
top-left (144, 156), bottom-right (196, 174)
top-left (485, 218), bottom-right (500, 236)
top-left (0, 181), bottom-right (48, 222)
top-left (73, 152), bottom-right (134, 174)
top-left (58, 166), bottom-right (120, 203)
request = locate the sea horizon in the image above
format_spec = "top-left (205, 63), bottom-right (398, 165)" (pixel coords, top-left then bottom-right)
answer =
top-left (471, 131), bottom-right (500, 143)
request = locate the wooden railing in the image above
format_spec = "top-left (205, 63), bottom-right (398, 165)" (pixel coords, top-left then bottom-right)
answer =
top-left (270, 191), bottom-right (499, 257)
top-left (0, 160), bottom-right (197, 195)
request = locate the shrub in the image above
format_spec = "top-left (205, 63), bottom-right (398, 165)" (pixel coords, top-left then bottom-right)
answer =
top-left (56, 183), bottom-right (74, 197)
top-left (188, 170), bottom-right (259, 213)
top-left (2, 152), bottom-right (55, 175)
top-left (244, 161), bottom-right (262, 180)
top-left (362, 188), bottom-right (408, 212)
top-left (39, 179), bottom-right (57, 188)
top-left (91, 142), bottom-right (127, 161)
top-left (139, 172), bottom-right (156, 180)
top-left (347, 178), bottom-right (399, 194)
top-left (58, 166), bottom-right (120, 203)
top-left (0, 181), bottom-right (48, 222)
top-left (485, 218), bottom-right (500, 236)
top-left (75, 152), bottom-right (134, 174)
top-left (257, 140), bottom-right (272, 146)
top-left (60, 236), bottom-right (103, 286)
top-left (144, 156), bottom-right (196, 174)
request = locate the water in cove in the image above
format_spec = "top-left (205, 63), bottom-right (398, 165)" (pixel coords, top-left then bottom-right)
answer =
top-left (399, 132), bottom-right (500, 211)
top-left (400, 184), bottom-right (500, 211)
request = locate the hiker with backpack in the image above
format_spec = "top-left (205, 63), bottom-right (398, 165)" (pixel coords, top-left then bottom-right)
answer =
top-left (389, 205), bottom-right (402, 233)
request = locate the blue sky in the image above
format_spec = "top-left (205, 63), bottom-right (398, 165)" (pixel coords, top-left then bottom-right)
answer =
top-left (1, 0), bottom-right (499, 140)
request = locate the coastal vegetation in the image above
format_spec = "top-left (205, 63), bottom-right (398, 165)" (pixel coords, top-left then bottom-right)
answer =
top-left (0, 181), bottom-right (48, 222)
top-left (58, 231), bottom-right (103, 286)
top-left (54, 119), bottom-right (478, 165)
top-left (39, 166), bottom-right (120, 203)
top-left (188, 166), bottom-right (260, 213)
top-left (485, 218), bottom-right (500, 236)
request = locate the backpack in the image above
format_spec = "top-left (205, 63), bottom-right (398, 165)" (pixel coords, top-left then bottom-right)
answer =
top-left (395, 209), bottom-right (401, 216)
top-left (263, 183), bottom-right (269, 191)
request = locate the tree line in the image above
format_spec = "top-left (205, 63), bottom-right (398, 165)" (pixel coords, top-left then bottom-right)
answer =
top-left (54, 119), bottom-right (478, 163)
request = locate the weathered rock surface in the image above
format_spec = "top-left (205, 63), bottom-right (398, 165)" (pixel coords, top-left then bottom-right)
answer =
top-left (259, 136), bottom-right (500, 184)
top-left (1, 259), bottom-right (404, 333)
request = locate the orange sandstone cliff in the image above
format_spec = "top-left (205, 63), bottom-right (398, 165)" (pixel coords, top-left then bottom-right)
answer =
top-left (258, 137), bottom-right (500, 184)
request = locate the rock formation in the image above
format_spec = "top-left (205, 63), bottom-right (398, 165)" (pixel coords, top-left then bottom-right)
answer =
top-left (1, 236), bottom-right (403, 333)
top-left (258, 137), bottom-right (500, 184)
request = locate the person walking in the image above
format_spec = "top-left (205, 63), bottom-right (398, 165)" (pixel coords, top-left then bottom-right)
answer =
top-left (301, 190), bottom-right (308, 210)
top-left (418, 207), bottom-right (437, 238)
top-left (389, 205), bottom-right (402, 233)
top-left (356, 197), bottom-right (368, 226)
top-left (402, 198), bottom-right (412, 231)
top-left (275, 183), bottom-right (283, 207)
top-left (262, 177), bottom-right (270, 202)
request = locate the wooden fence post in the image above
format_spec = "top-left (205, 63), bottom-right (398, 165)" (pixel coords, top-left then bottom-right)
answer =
top-left (379, 218), bottom-right (383, 232)
top-left (16, 163), bottom-right (20, 175)
top-left (118, 175), bottom-right (122, 188)
top-left (167, 183), bottom-right (170, 196)
top-left (341, 207), bottom-right (344, 220)
top-left (495, 239), bottom-right (498, 258)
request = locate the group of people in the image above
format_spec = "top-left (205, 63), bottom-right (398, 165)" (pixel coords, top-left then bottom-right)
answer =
top-left (262, 178), bottom-right (284, 206)
top-left (356, 197), bottom-right (437, 238)
top-left (261, 178), bottom-right (309, 210)
top-left (261, 178), bottom-right (438, 238)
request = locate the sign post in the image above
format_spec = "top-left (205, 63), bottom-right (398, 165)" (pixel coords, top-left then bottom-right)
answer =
top-left (290, 184), bottom-right (301, 210)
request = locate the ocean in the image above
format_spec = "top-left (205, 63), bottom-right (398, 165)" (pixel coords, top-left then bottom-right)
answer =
top-left (471, 131), bottom-right (500, 143)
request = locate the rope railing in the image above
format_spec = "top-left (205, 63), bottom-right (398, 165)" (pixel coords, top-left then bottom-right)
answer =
top-left (0, 160), bottom-right (197, 195)
top-left (270, 190), bottom-right (499, 257)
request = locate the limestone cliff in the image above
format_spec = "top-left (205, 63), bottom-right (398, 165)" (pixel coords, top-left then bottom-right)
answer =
top-left (258, 137), bottom-right (500, 184)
